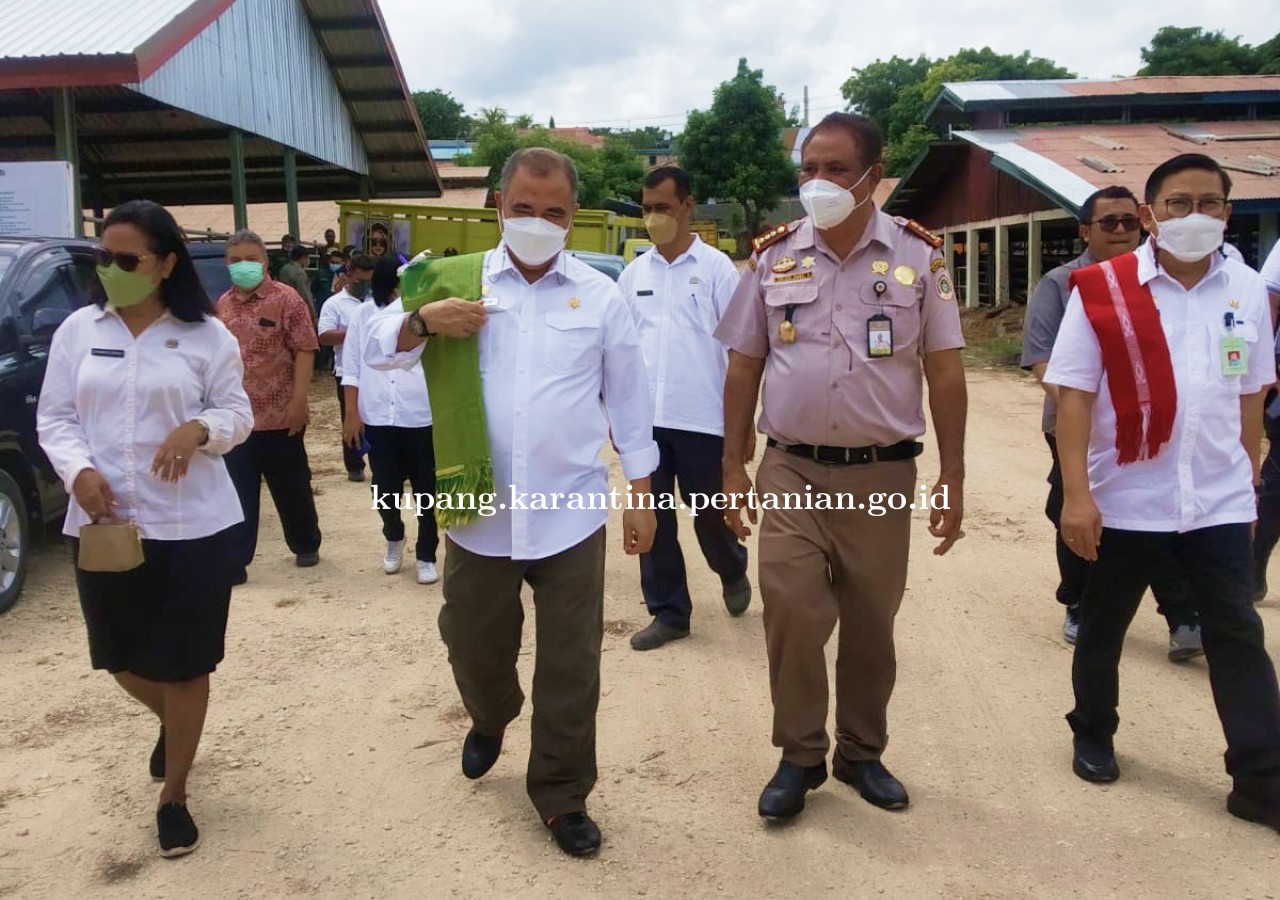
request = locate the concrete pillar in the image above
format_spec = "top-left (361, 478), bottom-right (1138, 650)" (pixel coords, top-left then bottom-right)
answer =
top-left (964, 227), bottom-right (979, 309)
top-left (284, 148), bottom-right (300, 242)
top-left (52, 88), bottom-right (83, 238)
top-left (995, 222), bottom-right (1010, 304)
top-left (229, 129), bottom-right (248, 231)
top-left (943, 231), bottom-right (956, 275)
top-left (1027, 216), bottom-right (1043, 297)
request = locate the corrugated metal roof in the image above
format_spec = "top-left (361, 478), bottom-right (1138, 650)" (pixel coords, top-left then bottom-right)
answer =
top-left (954, 121), bottom-right (1280, 207)
top-left (0, 0), bottom-right (198, 59)
top-left (942, 76), bottom-right (1280, 106)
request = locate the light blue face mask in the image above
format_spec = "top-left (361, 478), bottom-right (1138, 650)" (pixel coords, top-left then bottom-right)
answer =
top-left (228, 260), bottom-right (265, 290)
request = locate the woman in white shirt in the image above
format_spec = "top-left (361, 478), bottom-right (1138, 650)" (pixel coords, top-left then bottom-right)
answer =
top-left (341, 258), bottom-right (439, 584)
top-left (37, 200), bottom-right (253, 858)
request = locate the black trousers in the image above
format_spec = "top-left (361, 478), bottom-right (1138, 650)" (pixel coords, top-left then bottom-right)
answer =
top-left (365, 424), bottom-right (439, 563)
top-left (1044, 432), bottom-right (1197, 629)
top-left (1068, 524), bottom-right (1280, 790)
top-left (639, 427), bottom-right (748, 629)
top-left (1254, 405), bottom-right (1280, 592)
top-left (335, 378), bottom-right (365, 475)
top-left (224, 429), bottom-right (322, 573)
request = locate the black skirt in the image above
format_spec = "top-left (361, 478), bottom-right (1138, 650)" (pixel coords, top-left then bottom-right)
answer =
top-left (70, 527), bottom-right (236, 683)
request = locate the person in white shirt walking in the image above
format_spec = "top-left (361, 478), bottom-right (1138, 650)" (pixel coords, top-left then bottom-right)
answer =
top-left (318, 253), bottom-right (375, 482)
top-left (341, 258), bottom-right (439, 584)
top-left (36, 200), bottom-right (254, 857)
top-left (1048, 153), bottom-right (1280, 832)
top-left (617, 166), bottom-right (751, 650)
top-left (366, 147), bottom-right (658, 857)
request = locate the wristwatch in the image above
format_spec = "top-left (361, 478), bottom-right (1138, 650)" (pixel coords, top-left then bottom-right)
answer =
top-left (406, 309), bottom-right (432, 339)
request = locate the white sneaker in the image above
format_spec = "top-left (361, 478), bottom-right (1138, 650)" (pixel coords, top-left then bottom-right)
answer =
top-left (383, 540), bottom-right (406, 575)
top-left (417, 561), bottom-right (439, 585)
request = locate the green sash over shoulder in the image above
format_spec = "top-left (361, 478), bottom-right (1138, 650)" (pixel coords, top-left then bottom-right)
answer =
top-left (399, 252), bottom-right (493, 528)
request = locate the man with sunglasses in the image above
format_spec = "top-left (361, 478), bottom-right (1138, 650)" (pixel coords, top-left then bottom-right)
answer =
top-left (1047, 153), bottom-right (1280, 831)
top-left (1023, 186), bottom-right (1201, 658)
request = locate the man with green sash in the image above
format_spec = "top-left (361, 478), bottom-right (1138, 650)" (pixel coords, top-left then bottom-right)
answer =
top-left (364, 147), bottom-right (659, 857)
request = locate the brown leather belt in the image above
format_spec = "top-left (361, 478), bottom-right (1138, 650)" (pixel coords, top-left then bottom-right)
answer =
top-left (766, 438), bottom-right (922, 465)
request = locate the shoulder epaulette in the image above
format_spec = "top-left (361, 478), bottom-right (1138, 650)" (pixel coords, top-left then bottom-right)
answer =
top-left (751, 222), bottom-right (791, 255)
top-left (902, 218), bottom-right (943, 249)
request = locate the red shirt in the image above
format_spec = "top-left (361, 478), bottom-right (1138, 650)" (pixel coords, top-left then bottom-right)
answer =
top-left (216, 278), bottom-right (319, 431)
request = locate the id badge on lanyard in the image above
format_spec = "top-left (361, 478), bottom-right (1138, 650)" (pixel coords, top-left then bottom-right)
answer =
top-left (1221, 312), bottom-right (1248, 377)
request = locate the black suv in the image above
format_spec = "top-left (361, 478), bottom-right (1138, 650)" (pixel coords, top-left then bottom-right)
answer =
top-left (0, 238), bottom-right (230, 613)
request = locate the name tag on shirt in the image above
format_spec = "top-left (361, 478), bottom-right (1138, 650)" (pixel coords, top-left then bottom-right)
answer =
top-left (258, 317), bottom-right (277, 328)
top-left (90, 348), bottom-right (125, 358)
top-left (1221, 334), bottom-right (1248, 376)
top-left (637, 290), bottom-right (654, 297)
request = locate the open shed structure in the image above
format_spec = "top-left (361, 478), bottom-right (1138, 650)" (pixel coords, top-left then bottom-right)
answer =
top-left (0, 0), bottom-right (440, 237)
top-left (885, 76), bottom-right (1280, 307)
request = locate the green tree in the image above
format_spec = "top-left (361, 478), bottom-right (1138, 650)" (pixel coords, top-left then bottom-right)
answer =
top-left (468, 126), bottom-right (644, 208)
top-left (411, 89), bottom-right (469, 140)
top-left (840, 48), bottom-right (1073, 176)
top-left (1138, 26), bottom-right (1258, 75)
top-left (1256, 34), bottom-right (1280, 74)
top-left (549, 115), bottom-right (556, 128)
top-left (513, 113), bottom-right (536, 129)
top-left (477, 107), bottom-right (509, 127)
top-left (680, 58), bottom-right (796, 234)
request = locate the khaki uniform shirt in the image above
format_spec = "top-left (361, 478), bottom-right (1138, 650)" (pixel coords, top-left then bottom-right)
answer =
top-left (715, 210), bottom-right (965, 448)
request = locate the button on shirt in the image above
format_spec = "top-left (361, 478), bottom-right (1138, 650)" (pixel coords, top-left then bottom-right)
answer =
top-left (366, 246), bottom-right (659, 560)
top-left (36, 304), bottom-right (253, 540)
top-left (1021, 251), bottom-right (1096, 434)
top-left (317, 288), bottom-right (365, 378)
top-left (341, 298), bottom-right (432, 428)
top-left (715, 211), bottom-right (965, 447)
top-left (216, 279), bottom-right (319, 431)
top-left (618, 235), bottom-right (740, 436)
top-left (1044, 240), bottom-right (1275, 532)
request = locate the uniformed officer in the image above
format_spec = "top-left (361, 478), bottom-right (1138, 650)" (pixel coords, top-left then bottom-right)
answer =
top-left (716, 112), bottom-right (967, 819)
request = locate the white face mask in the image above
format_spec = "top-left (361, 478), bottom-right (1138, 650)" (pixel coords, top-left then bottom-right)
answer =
top-left (500, 215), bottom-right (567, 267)
top-left (1153, 213), bottom-right (1226, 263)
top-left (799, 167), bottom-right (875, 230)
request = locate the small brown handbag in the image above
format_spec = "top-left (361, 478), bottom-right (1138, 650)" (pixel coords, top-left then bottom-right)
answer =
top-left (78, 522), bottom-right (145, 573)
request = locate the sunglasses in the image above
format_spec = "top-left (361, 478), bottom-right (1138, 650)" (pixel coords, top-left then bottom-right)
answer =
top-left (1091, 215), bottom-right (1141, 234)
top-left (370, 239), bottom-right (388, 248)
top-left (94, 248), bottom-right (155, 272)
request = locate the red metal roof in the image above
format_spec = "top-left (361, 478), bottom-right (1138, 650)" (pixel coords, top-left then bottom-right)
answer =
top-left (1060, 76), bottom-right (1280, 98)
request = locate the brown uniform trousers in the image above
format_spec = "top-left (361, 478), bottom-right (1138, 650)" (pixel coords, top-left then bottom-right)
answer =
top-left (439, 528), bottom-right (606, 821)
top-left (756, 447), bottom-right (915, 767)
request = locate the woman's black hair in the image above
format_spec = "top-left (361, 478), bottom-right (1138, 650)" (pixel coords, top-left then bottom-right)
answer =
top-left (370, 257), bottom-right (400, 308)
top-left (97, 200), bottom-right (213, 322)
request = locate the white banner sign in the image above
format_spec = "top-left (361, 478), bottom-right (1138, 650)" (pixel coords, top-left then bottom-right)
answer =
top-left (0, 161), bottom-right (76, 238)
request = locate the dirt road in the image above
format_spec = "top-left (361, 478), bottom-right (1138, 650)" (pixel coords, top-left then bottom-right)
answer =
top-left (1, 370), bottom-right (1278, 899)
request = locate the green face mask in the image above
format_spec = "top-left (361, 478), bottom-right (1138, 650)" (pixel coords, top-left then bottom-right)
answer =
top-left (348, 281), bottom-right (371, 299)
top-left (229, 260), bottom-right (265, 291)
top-left (96, 264), bottom-right (157, 309)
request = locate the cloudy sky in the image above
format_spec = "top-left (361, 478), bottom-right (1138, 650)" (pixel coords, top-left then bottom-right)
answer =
top-left (378, 0), bottom-right (1279, 134)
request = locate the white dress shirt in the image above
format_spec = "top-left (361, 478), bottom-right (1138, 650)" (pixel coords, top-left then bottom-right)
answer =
top-left (618, 234), bottom-right (740, 436)
top-left (317, 288), bottom-right (365, 377)
top-left (366, 245), bottom-right (659, 560)
top-left (1045, 240), bottom-right (1275, 533)
top-left (37, 304), bottom-right (253, 540)
top-left (1261, 241), bottom-right (1280, 296)
top-left (341, 298), bottom-right (432, 428)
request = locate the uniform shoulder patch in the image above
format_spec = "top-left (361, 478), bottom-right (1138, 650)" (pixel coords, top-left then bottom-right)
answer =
top-left (751, 222), bottom-right (791, 255)
top-left (898, 218), bottom-right (943, 249)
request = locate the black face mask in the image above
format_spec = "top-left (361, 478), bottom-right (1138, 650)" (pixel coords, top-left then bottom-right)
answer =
top-left (348, 281), bottom-right (370, 299)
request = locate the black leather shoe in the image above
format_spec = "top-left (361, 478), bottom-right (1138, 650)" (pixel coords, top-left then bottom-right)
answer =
top-left (295, 552), bottom-right (319, 568)
top-left (1072, 736), bottom-right (1120, 783)
top-left (757, 760), bottom-right (827, 819)
top-left (1227, 790), bottom-right (1280, 832)
top-left (461, 728), bottom-right (503, 780)
top-left (547, 811), bottom-right (601, 857)
top-left (833, 757), bottom-right (909, 810)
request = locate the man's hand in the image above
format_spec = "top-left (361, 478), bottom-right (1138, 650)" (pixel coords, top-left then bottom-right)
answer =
top-left (420, 299), bottom-right (486, 339)
top-left (723, 464), bottom-right (757, 540)
top-left (284, 395), bottom-right (309, 436)
top-left (927, 475), bottom-right (965, 555)
top-left (622, 508), bottom-right (656, 555)
top-left (151, 421), bottom-right (207, 483)
top-left (1061, 491), bottom-right (1103, 561)
top-left (342, 413), bottom-right (364, 450)
top-left (73, 469), bottom-right (116, 522)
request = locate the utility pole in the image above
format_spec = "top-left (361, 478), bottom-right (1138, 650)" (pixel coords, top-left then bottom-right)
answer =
top-left (803, 86), bottom-right (810, 127)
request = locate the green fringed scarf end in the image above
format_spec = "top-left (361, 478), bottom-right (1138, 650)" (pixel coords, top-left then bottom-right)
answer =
top-left (433, 459), bottom-right (495, 529)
